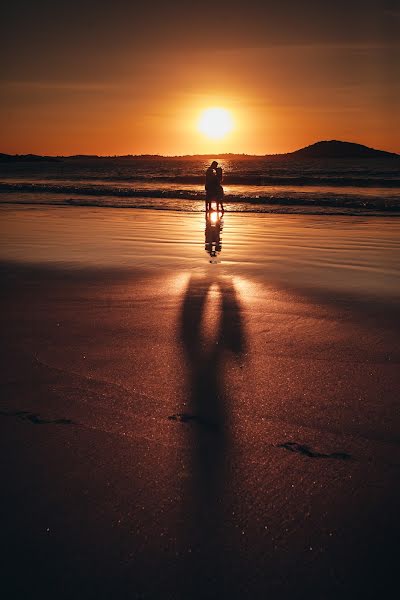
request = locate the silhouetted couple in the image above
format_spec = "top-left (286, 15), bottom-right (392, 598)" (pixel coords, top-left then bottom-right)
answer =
top-left (205, 161), bottom-right (224, 213)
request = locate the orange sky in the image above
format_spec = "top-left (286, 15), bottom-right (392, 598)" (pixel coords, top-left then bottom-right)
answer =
top-left (1, 1), bottom-right (399, 155)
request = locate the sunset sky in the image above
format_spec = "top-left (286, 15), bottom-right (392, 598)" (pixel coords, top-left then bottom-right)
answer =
top-left (1, 0), bottom-right (399, 155)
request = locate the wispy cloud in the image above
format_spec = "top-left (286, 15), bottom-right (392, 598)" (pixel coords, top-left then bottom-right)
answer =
top-left (384, 9), bottom-right (400, 18)
top-left (0, 81), bottom-right (116, 92)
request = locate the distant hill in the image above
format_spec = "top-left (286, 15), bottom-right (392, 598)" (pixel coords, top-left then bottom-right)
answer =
top-left (0, 153), bottom-right (60, 162)
top-left (0, 141), bottom-right (398, 161)
top-left (282, 140), bottom-right (398, 159)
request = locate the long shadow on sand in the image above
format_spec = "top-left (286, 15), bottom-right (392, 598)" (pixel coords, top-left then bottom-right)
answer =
top-left (174, 273), bottom-right (245, 596)
top-left (179, 274), bottom-right (245, 427)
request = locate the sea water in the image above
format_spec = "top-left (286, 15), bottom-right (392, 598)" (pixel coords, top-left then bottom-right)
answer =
top-left (0, 156), bottom-right (399, 215)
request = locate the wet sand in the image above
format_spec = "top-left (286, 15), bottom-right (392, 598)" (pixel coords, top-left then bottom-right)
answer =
top-left (1, 206), bottom-right (400, 599)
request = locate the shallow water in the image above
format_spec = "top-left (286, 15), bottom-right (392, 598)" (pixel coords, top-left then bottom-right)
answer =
top-left (1, 205), bottom-right (400, 300)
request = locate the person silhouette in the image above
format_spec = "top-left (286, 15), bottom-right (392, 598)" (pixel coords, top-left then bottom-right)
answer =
top-left (216, 166), bottom-right (224, 213)
top-left (205, 161), bottom-right (219, 212)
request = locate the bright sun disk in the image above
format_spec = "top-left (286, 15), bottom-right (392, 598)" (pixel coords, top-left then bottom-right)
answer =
top-left (198, 108), bottom-right (233, 140)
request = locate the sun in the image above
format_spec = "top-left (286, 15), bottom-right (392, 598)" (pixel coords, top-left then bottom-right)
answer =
top-left (198, 107), bottom-right (234, 140)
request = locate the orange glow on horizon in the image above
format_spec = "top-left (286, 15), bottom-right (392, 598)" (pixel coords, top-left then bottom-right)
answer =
top-left (1, 44), bottom-right (398, 156)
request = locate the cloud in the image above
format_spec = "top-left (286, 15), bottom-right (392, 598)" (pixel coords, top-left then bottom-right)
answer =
top-left (384, 9), bottom-right (400, 18)
top-left (0, 81), bottom-right (115, 91)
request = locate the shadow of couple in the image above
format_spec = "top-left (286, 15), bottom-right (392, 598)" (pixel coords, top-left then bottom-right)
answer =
top-left (180, 273), bottom-right (245, 430)
top-left (176, 272), bottom-right (247, 595)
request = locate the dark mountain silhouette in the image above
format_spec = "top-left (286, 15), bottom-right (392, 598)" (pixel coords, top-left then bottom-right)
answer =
top-left (0, 141), bottom-right (398, 161)
top-left (0, 153), bottom-right (60, 162)
top-left (284, 140), bottom-right (398, 159)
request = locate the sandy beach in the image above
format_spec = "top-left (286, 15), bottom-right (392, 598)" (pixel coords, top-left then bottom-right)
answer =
top-left (1, 206), bottom-right (400, 599)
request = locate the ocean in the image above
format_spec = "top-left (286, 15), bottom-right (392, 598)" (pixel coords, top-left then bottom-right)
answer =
top-left (0, 156), bottom-right (399, 215)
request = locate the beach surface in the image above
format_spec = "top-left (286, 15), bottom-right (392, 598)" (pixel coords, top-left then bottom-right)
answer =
top-left (1, 206), bottom-right (400, 599)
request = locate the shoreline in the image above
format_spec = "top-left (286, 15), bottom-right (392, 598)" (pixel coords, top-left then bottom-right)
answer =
top-left (2, 198), bottom-right (400, 216)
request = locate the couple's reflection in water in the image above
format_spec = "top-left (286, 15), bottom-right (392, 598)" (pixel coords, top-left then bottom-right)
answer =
top-left (205, 209), bottom-right (223, 263)
top-left (177, 210), bottom-right (246, 597)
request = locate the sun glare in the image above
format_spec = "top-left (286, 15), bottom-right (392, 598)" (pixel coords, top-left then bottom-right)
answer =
top-left (198, 108), bottom-right (234, 140)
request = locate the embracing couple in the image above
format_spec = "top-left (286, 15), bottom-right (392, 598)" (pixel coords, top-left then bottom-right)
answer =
top-left (205, 160), bottom-right (224, 213)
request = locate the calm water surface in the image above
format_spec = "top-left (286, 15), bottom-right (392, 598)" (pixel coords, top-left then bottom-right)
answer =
top-left (1, 206), bottom-right (399, 299)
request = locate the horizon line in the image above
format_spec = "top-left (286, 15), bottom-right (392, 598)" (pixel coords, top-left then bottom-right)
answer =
top-left (1, 138), bottom-right (399, 159)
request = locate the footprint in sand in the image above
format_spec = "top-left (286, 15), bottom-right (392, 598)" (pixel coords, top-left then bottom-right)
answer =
top-left (0, 410), bottom-right (73, 425)
top-left (278, 441), bottom-right (351, 460)
top-left (168, 413), bottom-right (220, 432)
